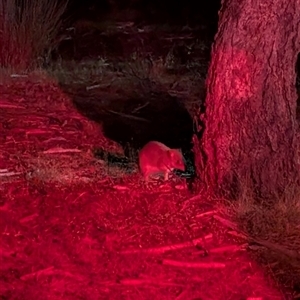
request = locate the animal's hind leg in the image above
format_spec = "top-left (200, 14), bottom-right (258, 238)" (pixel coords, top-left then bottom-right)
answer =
top-left (163, 172), bottom-right (169, 181)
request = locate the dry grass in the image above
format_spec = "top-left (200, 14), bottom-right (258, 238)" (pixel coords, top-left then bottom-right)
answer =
top-left (218, 185), bottom-right (300, 295)
top-left (47, 53), bottom-right (204, 118)
top-left (48, 59), bottom-right (110, 86)
top-left (0, 0), bottom-right (68, 71)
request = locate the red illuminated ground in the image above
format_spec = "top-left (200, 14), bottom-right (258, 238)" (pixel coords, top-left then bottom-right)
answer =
top-left (0, 79), bottom-right (289, 299)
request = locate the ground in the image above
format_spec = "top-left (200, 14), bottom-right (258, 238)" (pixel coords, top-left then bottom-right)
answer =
top-left (0, 16), bottom-right (298, 300)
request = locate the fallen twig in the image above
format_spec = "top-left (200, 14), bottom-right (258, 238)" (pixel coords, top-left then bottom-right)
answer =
top-left (119, 278), bottom-right (183, 286)
top-left (0, 170), bottom-right (22, 177)
top-left (21, 266), bottom-right (55, 281)
top-left (0, 102), bottom-right (25, 109)
top-left (86, 84), bottom-right (101, 90)
top-left (21, 266), bottom-right (85, 281)
top-left (179, 192), bottom-right (208, 211)
top-left (181, 194), bottom-right (202, 203)
top-left (10, 74), bottom-right (28, 78)
top-left (106, 109), bottom-right (150, 122)
top-left (227, 230), bottom-right (248, 240)
top-left (162, 259), bottom-right (226, 269)
top-left (113, 185), bottom-right (130, 190)
top-left (131, 101), bottom-right (149, 113)
top-left (25, 129), bottom-right (53, 135)
top-left (213, 214), bottom-right (238, 231)
top-left (121, 234), bottom-right (212, 254)
top-left (43, 147), bottom-right (82, 154)
top-left (209, 244), bottom-right (247, 254)
top-left (19, 213), bottom-right (39, 224)
top-left (195, 210), bottom-right (217, 218)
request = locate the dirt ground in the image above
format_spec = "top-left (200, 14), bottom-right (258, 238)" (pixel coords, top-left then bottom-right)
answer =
top-left (0, 78), bottom-right (292, 300)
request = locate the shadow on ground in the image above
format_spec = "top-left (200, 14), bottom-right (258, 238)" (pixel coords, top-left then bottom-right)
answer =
top-left (64, 84), bottom-right (196, 176)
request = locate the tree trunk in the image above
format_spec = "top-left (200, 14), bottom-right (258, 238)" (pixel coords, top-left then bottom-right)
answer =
top-left (195, 0), bottom-right (300, 199)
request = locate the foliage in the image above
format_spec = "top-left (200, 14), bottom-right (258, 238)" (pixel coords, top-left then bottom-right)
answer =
top-left (0, 0), bottom-right (68, 71)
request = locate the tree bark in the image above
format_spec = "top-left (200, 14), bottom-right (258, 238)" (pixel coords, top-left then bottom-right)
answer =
top-left (195, 0), bottom-right (300, 199)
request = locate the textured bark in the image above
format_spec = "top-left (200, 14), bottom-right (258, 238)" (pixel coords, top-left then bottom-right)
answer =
top-left (195, 0), bottom-right (300, 199)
